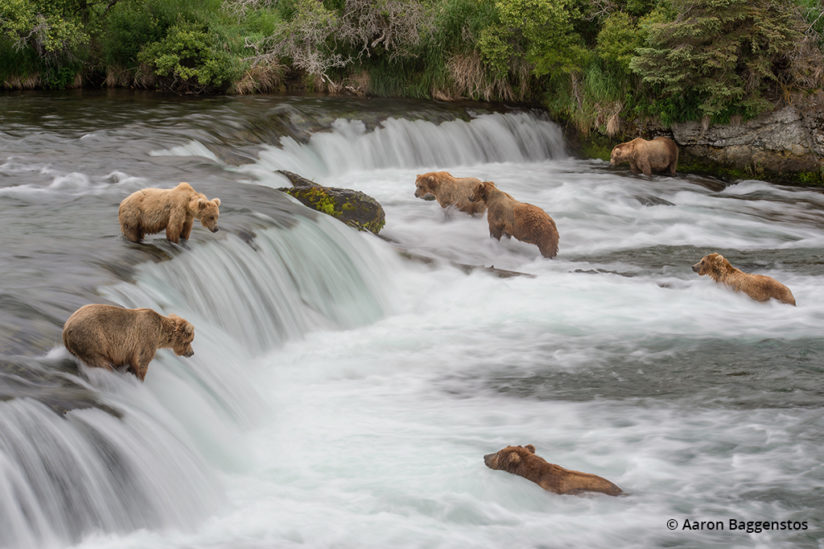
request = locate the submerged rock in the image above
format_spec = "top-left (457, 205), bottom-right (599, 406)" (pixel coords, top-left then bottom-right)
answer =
top-left (0, 355), bottom-right (121, 417)
top-left (277, 170), bottom-right (386, 234)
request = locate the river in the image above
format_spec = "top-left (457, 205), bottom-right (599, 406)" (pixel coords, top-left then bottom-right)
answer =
top-left (0, 90), bottom-right (822, 549)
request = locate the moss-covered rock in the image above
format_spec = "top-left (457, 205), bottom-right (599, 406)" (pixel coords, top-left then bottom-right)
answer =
top-left (277, 170), bottom-right (386, 234)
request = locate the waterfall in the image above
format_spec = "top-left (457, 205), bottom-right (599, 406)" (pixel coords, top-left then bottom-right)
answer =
top-left (0, 204), bottom-right (399, 548)
top-left (236, 111), bottom-right (567, 180)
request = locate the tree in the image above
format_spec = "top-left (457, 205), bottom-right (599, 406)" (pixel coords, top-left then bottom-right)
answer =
top-left (478, 0), bottom-right (586, 78)
top-left (631, 0), bottom-right (803, 121)
top-left (0, 0), bottom-right (91, 61)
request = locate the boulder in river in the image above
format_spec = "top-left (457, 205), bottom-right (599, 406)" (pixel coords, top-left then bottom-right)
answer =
top-left (277, 170), bottom-right (385, 234)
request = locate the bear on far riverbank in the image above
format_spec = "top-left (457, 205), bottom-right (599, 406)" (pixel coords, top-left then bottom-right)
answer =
top-left (62, 304), bottom-right (195, 381)
top-left (610, 137), bottom-right (678, 176)
top-left (119, 182), bottom-right (221, 243)
top-left (414, 171), bottom-right (487, 215)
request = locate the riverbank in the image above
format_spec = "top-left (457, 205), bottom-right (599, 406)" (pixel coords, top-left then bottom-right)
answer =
top-left (563, 91), bottom-right (824, 188)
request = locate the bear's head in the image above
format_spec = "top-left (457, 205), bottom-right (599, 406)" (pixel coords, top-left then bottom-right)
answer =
top-left (167, 314), bottom-right (195, 357)
top-left (610, 143), bottom-right (630, 166)
top-left (414, 173), bottom-right (439, 200)
top-left (692, 253), bottom-right (733, 280)
top-left (484, 444), bottom-right (536, 472)
top-left (468, 181), bottom-right (497, 203)
top-left (195, 198), bottom-right (221, 232)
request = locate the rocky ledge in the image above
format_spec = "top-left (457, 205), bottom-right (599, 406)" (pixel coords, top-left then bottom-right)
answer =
top-left (671, 93), bottom-right (824, 185)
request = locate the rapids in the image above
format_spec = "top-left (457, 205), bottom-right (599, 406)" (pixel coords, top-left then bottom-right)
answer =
top-left (0, 91), bottom-right (822, 549)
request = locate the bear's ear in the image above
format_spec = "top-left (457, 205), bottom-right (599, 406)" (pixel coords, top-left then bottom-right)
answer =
top-left (197, 198), bottom-right (207, 210)
top-left (524, 444), bottom-right (536, 454)
top-left (506, 451), bottom-right (521, 466)
top-left (174, 317), bottom-right (194, 338)
top-left (212, 198), bottom-right (221, 207)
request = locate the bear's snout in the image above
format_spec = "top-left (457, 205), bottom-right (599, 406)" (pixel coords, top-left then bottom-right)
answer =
top-left (414, 188), bottom-right (435, 200)
top-left (484, 453), bottom-right (499, 469)
top-left (211, 226), bottom-right (219, 233)
top-left (692, 262), bottom-right (701, 273)
top-left (184, 349), bottom-right (194, 357)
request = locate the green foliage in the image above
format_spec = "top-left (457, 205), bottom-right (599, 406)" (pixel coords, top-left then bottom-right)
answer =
top-left (0, 0), bottom-right (90, 61)
top-left (432, 0), bottom-right (498, 52)
top-left (631, 0), bottom-right (803, 122)
top-left (596, 12), bottom-right (642, 73)
top-left (101, 0), bottom-right (226, 68)
top-left (479, 0), bottom-right (587, 78)
top-left (137, 21), bottom-right (238, 92)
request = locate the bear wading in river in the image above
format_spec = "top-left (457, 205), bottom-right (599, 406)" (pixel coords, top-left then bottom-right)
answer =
top-left (469, 180), bottom-right (559, 258)
top-left (62, 304), bottom-right (195, 381)
top-left (484, 444), bottom-right (623, 496)
top-left (692, 253), bottom-right (796, 305)
top-left (610, 137), bottom-right (678, 176)
top-left (414, 171), bottom-right (487, 215)
top-left (119, 182), bottom-right (221, 243)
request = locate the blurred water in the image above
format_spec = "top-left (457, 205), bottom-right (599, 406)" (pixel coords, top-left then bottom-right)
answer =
top-left (0, 91), bottom-right (822, 549)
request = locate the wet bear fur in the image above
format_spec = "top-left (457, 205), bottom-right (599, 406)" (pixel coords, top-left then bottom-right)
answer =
top-left (484, 444), bottom-right (623, 496)
top-left (414, 171), bottom-right (487, 215)
top-left (62, 304), bottom-right (195, 381)
top-left (610, 137), bottom-right (678, 176)
top-left (118, 182), bottom-right (221, 243)
top-left (469, 180), bottom-right (559, 258)
top-left (692, 253), bottom-right (796, 305)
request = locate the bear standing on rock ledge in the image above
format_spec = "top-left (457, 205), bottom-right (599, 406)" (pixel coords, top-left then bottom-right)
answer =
top-left (118, 182), bottom-right (221, 243)
top-left (610, 136), bottom-right (679, 176)
top-left (62, 304), bottom-right (195, 381)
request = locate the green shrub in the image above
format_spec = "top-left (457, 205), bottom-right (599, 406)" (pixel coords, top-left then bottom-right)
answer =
top-left (137, 21), bottom-right (240, 92)
top-left (478, 0), bottom-right (587, 78)
top-left (596, 12), bottom-right (643, 74)
top-left (631, 0), bottom-right (803, 122)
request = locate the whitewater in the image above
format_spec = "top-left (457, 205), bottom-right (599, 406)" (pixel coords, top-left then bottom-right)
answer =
top-left (0, 93), bottom-right (822, 549)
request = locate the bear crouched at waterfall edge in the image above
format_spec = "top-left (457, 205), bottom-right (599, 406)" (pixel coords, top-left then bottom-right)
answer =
top-left (414, 171), bottom-right (487, 215)
top-left (692, 253), bottom-right (796, 306)
top-left (484, 444), bottom-right (623, 496)
top-left (62, 304), bottom-right (195, 381)
top-left (469, 181), bottom-right (559, 258)
top-left (610, 136), bottom-right (678, 176)
top-left (118, 182), bottom-right (221, 243)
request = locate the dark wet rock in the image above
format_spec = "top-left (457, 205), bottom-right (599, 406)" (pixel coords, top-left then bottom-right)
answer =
top-left (635, 195), bottom-right (676, 207)
top-left (0, 355), bottom-right (121, 417)
top-left (277, 170), bottom-right (386, 234)
top-left (395, 249), bottom-right (536, 279)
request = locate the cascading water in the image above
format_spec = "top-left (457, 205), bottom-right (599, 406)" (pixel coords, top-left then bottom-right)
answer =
top-left (0, 93), bottom-right (822, 549)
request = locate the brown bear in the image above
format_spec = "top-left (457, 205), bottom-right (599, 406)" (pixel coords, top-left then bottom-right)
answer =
top-left (414, 171), bottom-right (486, 215)
top-left (62, 304), bottom-right (195, 381)
top-left (692, 253), bottom-right (796, 305)
top-left (484, 444), bottom-right (623, 496)
top-left (469, 181), bottom-right (559, 258)
top-left (118, 182), bottom-right (221, 243)
top-left (610, 137), bottom-right (678, 176)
